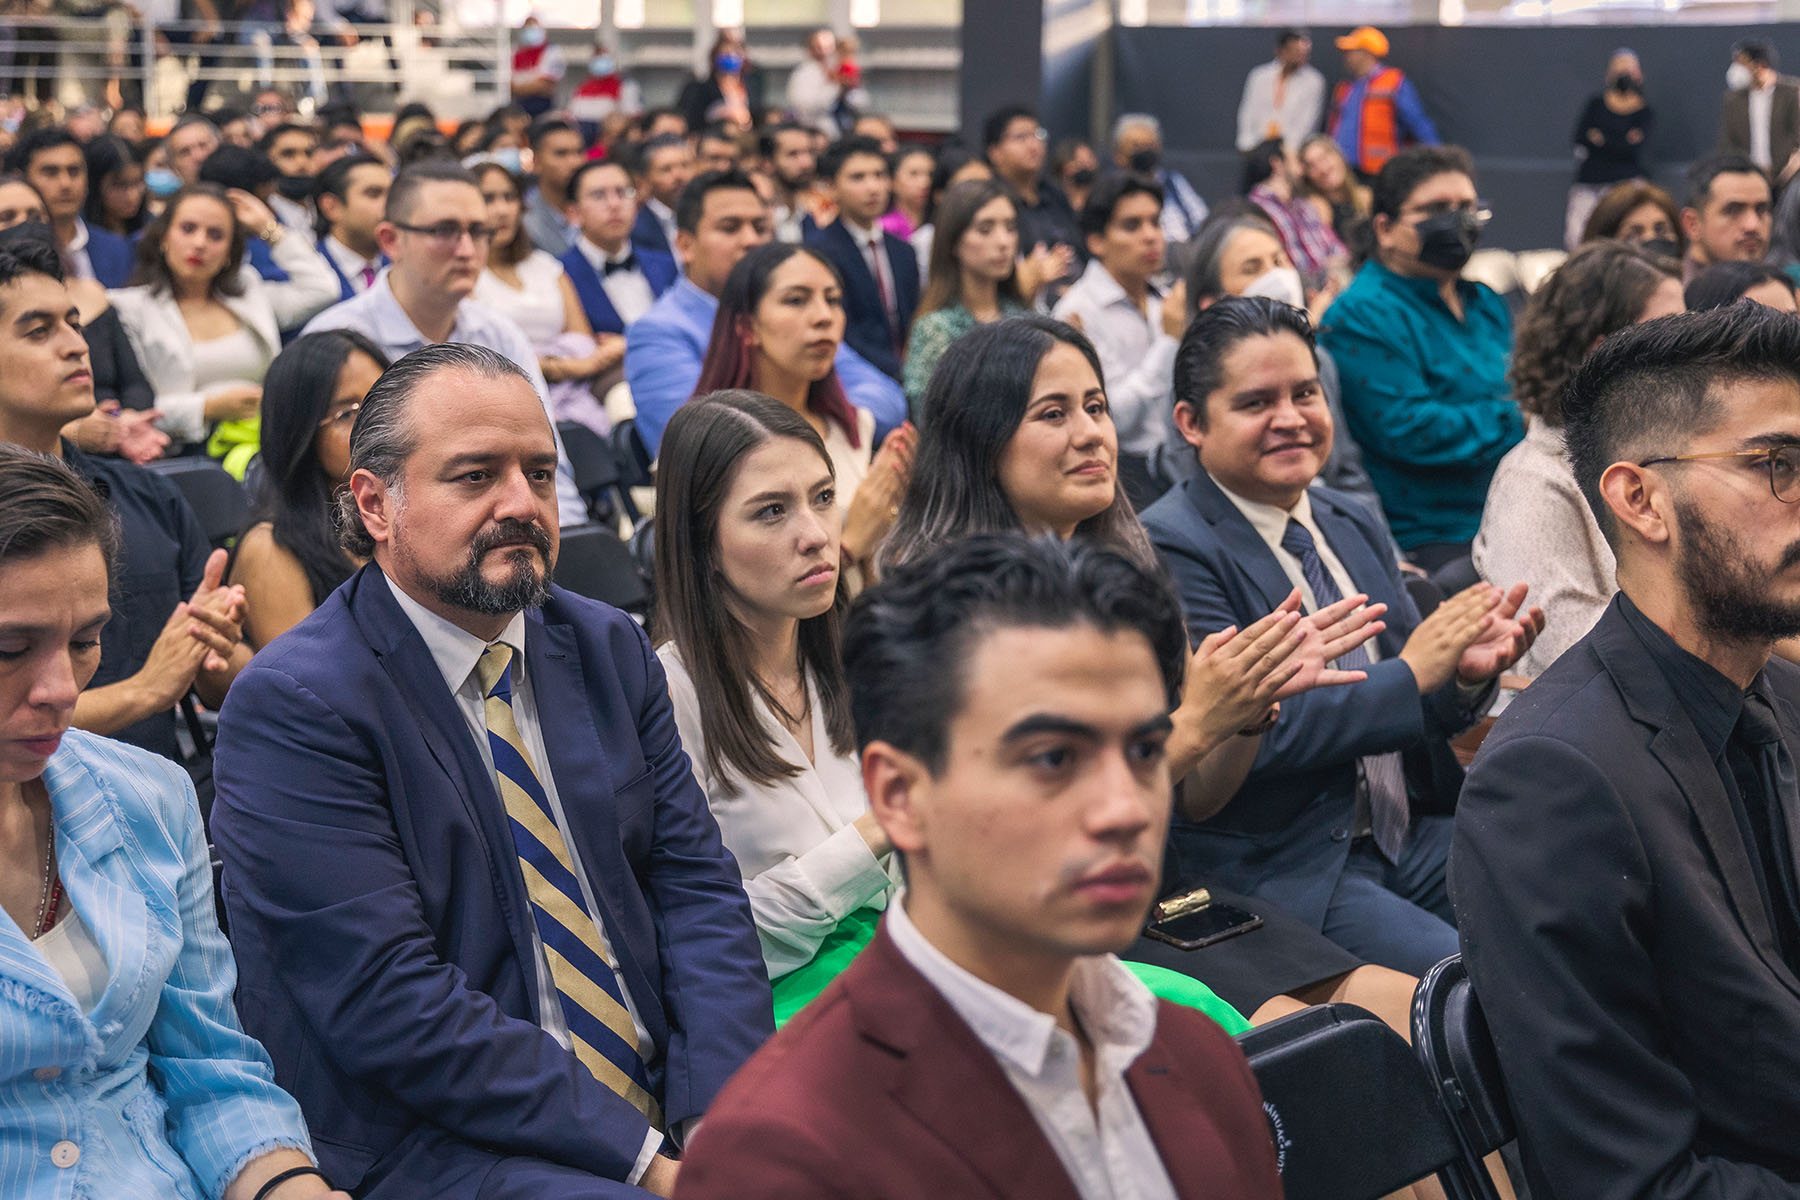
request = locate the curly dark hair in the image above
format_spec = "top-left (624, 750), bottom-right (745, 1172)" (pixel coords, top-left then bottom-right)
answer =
top-left (1509, 240), bottom-right (1676, 426)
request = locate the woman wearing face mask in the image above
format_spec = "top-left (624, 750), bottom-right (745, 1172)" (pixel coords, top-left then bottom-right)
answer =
top-left (508, 16), bottom-right (565, 121)
top-left (1473, 241), bottom-right (1682, 679)
top-left (678, 29), bottom-right (763, 135)
top-left (1169, 211), bottom-right (1380, 512)
top-left (108, 182), bottom-right (340, 471)
top-left (1051, 137), bottom-right (1100, 214)
top-left (1319, 145), bottom-right (1520, 573)
top-left (568, 42), bottom-right (643, 144)
top-left (901, 179), bottom-right (1031, 407)
top-left (694, 243), bottom-right (916, 579)
top-left (1578, 178), bottom-right (1683, 259)
top-left (1566, 49), bottom-right (1654, 251)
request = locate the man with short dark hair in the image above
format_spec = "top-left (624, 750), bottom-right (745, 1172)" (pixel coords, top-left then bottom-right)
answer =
top-left (806, 135), bottom-right (918, 381)
top-left (2, 127), bottom-right (133, 286)
top-left (677, 533), bottom-right (1284, 1200)
top-left (1719, 37), bottom-right (1800, 182)
top-left (560, 158), bottom-right (677, 337)
top-left (1237, 28), bottom-right (1326, 152)
top-left (761, 121), bottom-right (819, 242)
top-left (1681, 154), bottom-right (1773, 282)
top-left (1142, 296), bottom-right (1540, 977)
top-left (1455, 303), bottom-right (1800, 1198)
top-left (629, 133), bottom-right (693, 259)
top-left (696, 122), bottom-right (741, 175)
top-left (624, 169), bottom-right (904, 453)
top-left (259, 121), bottom-right (321, 235)
top-left (524, 118), bottom-right (587, 253)
top-left (983, 104), bottom-right (1081, 266)
top-left (314, 154), bottom-right (391, 300)
top-left (213, 341), bottom-right (772, 1199)
top-left (303, 161), bottom-right (584, 523)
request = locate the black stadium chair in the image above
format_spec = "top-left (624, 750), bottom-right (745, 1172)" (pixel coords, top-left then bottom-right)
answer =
top-left (554, 522), bottom-right (650, 615)
top-left (1412, 955), bottom-right (1518, 1200)
top-left (145, 457), bottom-right (250, 549)
top-left (1238, 1002), bottom-right (1483, 1200)
top-left (558, 421), bottom-right (633, 527)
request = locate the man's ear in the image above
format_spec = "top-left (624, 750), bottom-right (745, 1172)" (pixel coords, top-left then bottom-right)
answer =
top-left (1599, 460), bottom-right (1674, 549)
top-left (349, 468), bottom-right (397, 548)
top-left (1680, 206), bottom-right (1702, 244)
top-left (1173, 400), bottom-right (1208, 454)
top-left (674, 228), bottom-right (696, 267)
top-left (375, 220), bottom-right (400, 259)
top-left (862, 740), bottom-right (929, 858)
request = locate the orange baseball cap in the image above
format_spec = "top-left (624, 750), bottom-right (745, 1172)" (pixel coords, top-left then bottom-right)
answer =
top-left (1335, 26), bottom-right (1390, 57)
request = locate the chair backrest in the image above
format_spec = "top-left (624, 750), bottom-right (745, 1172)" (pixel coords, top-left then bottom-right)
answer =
top-left (1238, 1002), bottom-right (1477, 1200)
top-left (555, 522), bottom-right (650, 615)
top-left (1412, 955), bottom-right (1516, 1199)
top-left (146, 457), bottom-right (250, 548)
top-left (612, 417), bottom-right (652, 487)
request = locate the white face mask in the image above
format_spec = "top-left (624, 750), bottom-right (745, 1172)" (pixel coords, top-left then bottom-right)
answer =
top-left (1728, 61), bottom-right (1755, 90)
top-left (1240, 265), bottom-right (1306, 310)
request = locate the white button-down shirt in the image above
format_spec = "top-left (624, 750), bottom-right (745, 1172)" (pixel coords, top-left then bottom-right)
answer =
top-left (1217, 485), bottom-right (1376, 660)
top-left (884, 899), bottom-right (1179, 1200)
top-left (1051, 259), bottom-right (1179, 458)
top-left (322, 235), bottom-right (382, 293)
top-left (1750, 82), bottom-right (1776, 170)
top-left (64, 218), bottom-right (95, 282)
top-left (1236, 59), bottom-right (1327, 152)
top-left (382, 576), bottom-right (666, 1183)
top-left (577, 235), bottom-right (655, 327)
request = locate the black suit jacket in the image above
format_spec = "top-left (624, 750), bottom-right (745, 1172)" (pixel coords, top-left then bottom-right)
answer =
top-left (1452, 595), bottom-right (1800, 1198)
top-left (1718, 79), bottom-right (1800, 175)
top-left (806, 217), bottom-right (918, 381)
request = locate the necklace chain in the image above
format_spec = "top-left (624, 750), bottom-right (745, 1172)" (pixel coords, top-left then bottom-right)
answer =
top-left (32, 818), bottom-right (58, 940)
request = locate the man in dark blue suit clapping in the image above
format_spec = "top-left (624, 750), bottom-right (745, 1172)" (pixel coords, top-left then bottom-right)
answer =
top-left (211, 343), bottom-right (772, 1199)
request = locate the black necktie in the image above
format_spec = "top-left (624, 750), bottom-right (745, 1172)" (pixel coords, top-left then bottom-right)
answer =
top-left (1730, 691), bottom-right (1800, 966)
top-left (604, 253), bottom-right (638, 276)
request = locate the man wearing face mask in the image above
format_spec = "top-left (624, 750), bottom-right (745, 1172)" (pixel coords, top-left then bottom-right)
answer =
top-left (1719, 38), bottom-right (1800, 185)
top-left (510, 15), bottom-right (566, 121)
top-left (1567, 50), bottom-right (1654, 252)
top-left (1319, 145), bottom-right (1519, 571)
top-left (260, 122), bottom-right (321, 239)
top-left (1244, 137), bottom-right (1348, 296)
top-left (1112, 113), bottom-right (1209, 248)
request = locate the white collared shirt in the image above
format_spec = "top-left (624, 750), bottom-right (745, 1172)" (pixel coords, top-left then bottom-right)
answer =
top-left (64, 217), bottom-right (95, 282)
top-left (381, 575), bottom-right (665, 1183)
top-left (577, 235), bottom-right (655, 326)
top-left (323, 235), bottom-right (382, 293)
top-left (1750, 82), bottom-right (1776, 170)
top-left (1216, 485), bottom-right (1376, 660)
top-left (1051, 259), bottom-right (1179, 458)
top-left (845, 218), bottom-right (898, 327)
top-left (1236, 59), bottom-right (1327, 152)
top-left (645, 197), bottom-right (679, 255)
top-left (884, 899), bottom-right (1178, 1200)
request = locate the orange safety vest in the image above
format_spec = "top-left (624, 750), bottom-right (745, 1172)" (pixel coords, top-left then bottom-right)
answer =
top-left (1330, 66), bottom-right (1409, 175)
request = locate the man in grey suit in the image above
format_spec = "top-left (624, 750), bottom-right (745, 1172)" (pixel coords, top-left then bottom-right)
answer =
top-left (1719, 37), bottom-right (1800, 183)
top-left (1454, 303), bottom-right (1800, 1198)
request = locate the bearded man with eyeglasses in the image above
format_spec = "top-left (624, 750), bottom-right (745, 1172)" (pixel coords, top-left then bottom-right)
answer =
top-left (1454, 303), bottom-right (1800, 1199)
top-left (303, 160), bottom-right (586, 525)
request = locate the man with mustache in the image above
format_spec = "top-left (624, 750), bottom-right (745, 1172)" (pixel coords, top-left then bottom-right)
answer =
top-left (1453, 304), bottom-right (1800, 1198)
top-left (1139, 296), bottom-right (1542, 977)
top-left (675, 534), bottom-right (1283, 1200)
top-left (211, 343), bottom-right (772, 1200)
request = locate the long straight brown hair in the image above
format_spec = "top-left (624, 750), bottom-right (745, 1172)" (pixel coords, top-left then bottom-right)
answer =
top-left (917, 178), bottom-right (1029, 319)
top-left (651, 389), bottom-right (854, 790)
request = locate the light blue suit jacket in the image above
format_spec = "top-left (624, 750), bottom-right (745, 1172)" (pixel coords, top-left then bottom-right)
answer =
top-left (0, 731), bottom-right (312, 1199)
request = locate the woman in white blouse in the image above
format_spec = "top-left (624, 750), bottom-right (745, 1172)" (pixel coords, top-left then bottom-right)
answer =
top-left (652, 389), bottom-right (899, 1024)
top-left (108, 183), bottom-right (339, 472)
top-left (469, 162), bottom-right (614, 422)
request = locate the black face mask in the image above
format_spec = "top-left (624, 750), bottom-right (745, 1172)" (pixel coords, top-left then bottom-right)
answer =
top-left (1414, 208), bottom-right (1483, 271)
top-left (275, 173), bottom-right (315, 202)
top-left (1068, 166), bottom-right (1097, 188)
top-left (1127, 148), bottom-right (1160, 174)
top-left (1640, 236), bottom-right (1681, 260)
top-left (1609, 74), bottom-right (1639, 94)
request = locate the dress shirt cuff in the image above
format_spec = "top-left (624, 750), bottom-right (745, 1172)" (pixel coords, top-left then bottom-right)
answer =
top-left (797, 821), bottom-right (893, 919)
top-left (627, 1126), bottom-right (663, 1186)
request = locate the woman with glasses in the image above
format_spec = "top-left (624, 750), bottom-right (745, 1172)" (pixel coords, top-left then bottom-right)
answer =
top-left (228, 331), bottom-right (390, 650)
top-left (1472, 241), bottom-right (1683, 680)
top-left (1318, 145), bottom-right (1520, 573)
top-left (108, 182), bottom-right (339, 473)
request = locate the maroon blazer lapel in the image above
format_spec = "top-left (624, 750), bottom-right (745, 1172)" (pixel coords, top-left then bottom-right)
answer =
top-left (1130, 1009), bottom-right (1285, 1199)
top-left (842, 928), bottom-right (1084, 1200)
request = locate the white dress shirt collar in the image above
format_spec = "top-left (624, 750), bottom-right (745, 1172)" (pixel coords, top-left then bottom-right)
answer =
top-left (381, 570), bottom-right (527, 694)
top-left (323, 235), bottom-right (381, 283)
top-left (1070, 257), bottom-right (1158, 316)
top-left (577, 235), bottom-right (635, 272)
top-left (1216, 479), bottom-right (1318, 552)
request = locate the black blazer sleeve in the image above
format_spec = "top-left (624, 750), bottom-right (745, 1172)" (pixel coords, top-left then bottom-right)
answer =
top-left (88, 305), bottom-right (157, 412)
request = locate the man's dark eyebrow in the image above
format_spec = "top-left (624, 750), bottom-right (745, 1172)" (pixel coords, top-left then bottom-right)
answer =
top-left (1001, 714), bottom-right (1101, 745)
top-left (1741, 434), bottom-right (1800, 451)
top-left (10, 306), bottom-right (71, 331)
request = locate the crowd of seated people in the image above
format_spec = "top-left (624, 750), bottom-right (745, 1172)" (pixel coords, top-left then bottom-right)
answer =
top-left (7, 47), bottom-right (1800, 1200)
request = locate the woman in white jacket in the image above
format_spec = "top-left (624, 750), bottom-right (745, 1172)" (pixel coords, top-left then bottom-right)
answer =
top-left (109, 183), bottom-right (339, 467)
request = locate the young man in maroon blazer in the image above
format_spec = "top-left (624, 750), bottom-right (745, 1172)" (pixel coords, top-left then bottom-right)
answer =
top-left (675, 534), bottom-right (1283, 1200)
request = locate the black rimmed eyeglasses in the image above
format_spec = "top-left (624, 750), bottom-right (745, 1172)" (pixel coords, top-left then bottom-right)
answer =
top-left (1637, 445), bottom-right (1800, 503)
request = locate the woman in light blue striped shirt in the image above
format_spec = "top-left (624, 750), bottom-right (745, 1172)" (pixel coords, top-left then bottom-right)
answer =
top-left (0, 438), bottom-right (344, 1200)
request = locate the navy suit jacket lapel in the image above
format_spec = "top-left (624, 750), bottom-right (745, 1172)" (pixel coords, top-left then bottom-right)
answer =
top-left (562, 247), bottom-right (624, 335)
top-left (347, 568), bottom-right (545, 993)
top-left (1186, 472), bottom-right (1298, 617)
top-left (1311, 490), bottom-right (1408, 657)
top-left (630, 207), bottom-right (670, 257)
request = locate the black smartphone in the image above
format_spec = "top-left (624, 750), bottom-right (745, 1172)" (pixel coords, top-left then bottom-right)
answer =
top-left (1143, 902), bottom-right (1264, 951)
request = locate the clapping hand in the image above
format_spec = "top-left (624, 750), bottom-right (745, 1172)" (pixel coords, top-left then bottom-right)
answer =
top-left (1273, 588), bottom-right (1387, 701)
top-left (1454, 581), bottom-right (1544, 685)
top-left (186, 549), bottom-right (246, 674)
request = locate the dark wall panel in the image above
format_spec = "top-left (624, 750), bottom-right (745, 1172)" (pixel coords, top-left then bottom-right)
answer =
top-left (1112, 24), bottom-right (1800, 250)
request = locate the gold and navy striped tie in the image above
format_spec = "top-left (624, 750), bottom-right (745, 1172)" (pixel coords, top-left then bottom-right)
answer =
top-left (477, 643), bottom-right (662, 1127)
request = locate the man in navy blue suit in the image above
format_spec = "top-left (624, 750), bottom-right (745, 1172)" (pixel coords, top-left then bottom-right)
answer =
top-left (5, 127), bottom-right (134, 287)
top-left (1138, 297), bottom-right (1541, 976)
top-left (628, 134), bottom-right (692, 260)
top-left (211, 342), bottom-right (773, 1199)
top-left (561, 159), bottom-right (677, 339)
top-left (805, 135), bottom-right (918, 381)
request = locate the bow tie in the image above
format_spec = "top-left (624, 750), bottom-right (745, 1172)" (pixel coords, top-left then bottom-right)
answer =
top-left (603, 254), bottom-right (638, 276)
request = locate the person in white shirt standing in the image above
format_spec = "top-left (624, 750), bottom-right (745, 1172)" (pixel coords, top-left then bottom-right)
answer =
top-left (675, 532), bottom-right (1285, 1200)
top-left (786, 29), bottom-right (844, 138)
top-left (1236, 29), bottom-right (1327, 154)
top-left (1054, 173), bottom-right (1185, 509)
